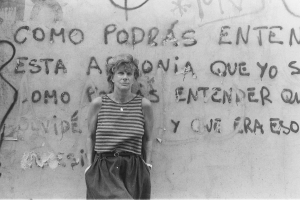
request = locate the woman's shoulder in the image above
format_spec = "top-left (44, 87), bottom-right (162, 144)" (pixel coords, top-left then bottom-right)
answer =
top-left (141, 97), bottom-right (152, 108)
top-left (90, 96), bottom-right (103, 108)
top-left (88, 96), bottom-right (103, 117)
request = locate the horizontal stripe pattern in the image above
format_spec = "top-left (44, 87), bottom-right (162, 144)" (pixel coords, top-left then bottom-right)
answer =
top-left (94, 95), bottom-right (145, 155)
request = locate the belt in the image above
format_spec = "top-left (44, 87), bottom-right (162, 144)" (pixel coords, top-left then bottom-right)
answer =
top-left (96, 151), bottom-right (136, 158)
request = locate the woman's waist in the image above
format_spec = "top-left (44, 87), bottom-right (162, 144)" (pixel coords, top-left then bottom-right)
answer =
top-left (95, 150), bottom-right (141, 158)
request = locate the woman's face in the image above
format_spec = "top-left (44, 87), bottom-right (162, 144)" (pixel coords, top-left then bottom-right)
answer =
top-left (112, 64), bottom-right (135, 91)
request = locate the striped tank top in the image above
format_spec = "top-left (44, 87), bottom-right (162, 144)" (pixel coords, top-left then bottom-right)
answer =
top-left (94, 95), bottom-right (145, 155)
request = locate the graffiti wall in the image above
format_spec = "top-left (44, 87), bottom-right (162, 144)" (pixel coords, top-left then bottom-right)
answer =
top-left (1, 0), bottom-right (300, 198)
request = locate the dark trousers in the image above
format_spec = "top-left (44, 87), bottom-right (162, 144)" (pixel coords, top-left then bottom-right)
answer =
top-left (85, 153), bottom-right (151, 199)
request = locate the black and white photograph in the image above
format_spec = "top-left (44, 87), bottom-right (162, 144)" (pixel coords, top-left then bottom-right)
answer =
top-left (0, 0), bottom-right (300, 199)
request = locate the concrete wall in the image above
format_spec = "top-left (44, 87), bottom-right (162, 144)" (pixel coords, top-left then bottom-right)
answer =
top-left (1, 0), bottom-right (300, 198)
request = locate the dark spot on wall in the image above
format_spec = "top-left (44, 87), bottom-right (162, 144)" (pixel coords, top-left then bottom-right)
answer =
top-left (80, 155), bottom-right (84, 167)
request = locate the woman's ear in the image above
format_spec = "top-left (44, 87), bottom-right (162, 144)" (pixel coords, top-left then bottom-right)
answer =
top-left (111, 74), bottom-right (114, 82)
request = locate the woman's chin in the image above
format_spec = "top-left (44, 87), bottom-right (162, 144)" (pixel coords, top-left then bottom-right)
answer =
top-left (118, 86), bottom-right (131, 91)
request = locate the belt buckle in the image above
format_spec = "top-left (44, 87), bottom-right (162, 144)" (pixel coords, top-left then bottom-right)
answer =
top-left (114, 152), bottom-right (119, 157)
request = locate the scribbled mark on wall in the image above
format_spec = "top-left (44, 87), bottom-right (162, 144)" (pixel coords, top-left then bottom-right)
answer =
top-left (175, 61), bottom-right (197, 81)
top-left (0, 125), bottom-right (5, 151)
top-left (171, 0), bottom-right (191, 16)
top-left (30, 0), bottom-right (63, 22)
top-left (0, 0), bottom-right (25, 22)
top-left (282, 0), bottom-right (300, 18)
top-left (171, 119), bottom-right (180, 133)
top-left (197, 0), bottom-right (242, 20)
top-left (0, 41), bottom-right (16, 141)
top-left (104, 23), bottom-right (197, 47)
top-left (162, 20), bottom-right (179, 46)
top-left (21, 150), bottom-right (84, 170)
top-left (15, 111), bottom-right (81, 138)
top-left (109, 0), bottom-right (149, 21)
top-left (21, 151), bottom-right (59, 169)
top-left (197, 0), bottom-right (265, 28)
top-left (80, 149), bottom-right (84, 167)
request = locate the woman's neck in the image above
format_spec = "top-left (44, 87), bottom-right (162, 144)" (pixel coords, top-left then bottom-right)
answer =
top-left (111, 90), bottom-right (134, 103)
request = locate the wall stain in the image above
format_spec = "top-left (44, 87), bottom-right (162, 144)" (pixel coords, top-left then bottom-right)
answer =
top-left (198, 0), bottom-right (265, 28)
top-left (171, 0), bottom-right (191, 16)
top-left (30, 0), bottom-right (63, 22)
top-left (0, 0), bottom-right (25, 21)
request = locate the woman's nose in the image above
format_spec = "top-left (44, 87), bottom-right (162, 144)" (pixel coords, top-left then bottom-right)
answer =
top-left (123, 74), bottom-right (128, 80)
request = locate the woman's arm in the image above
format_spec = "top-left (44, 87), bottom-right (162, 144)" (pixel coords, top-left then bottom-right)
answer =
top-left (86, 97), bottom-right (102, 167)
top-left (142, 98), bottom-right (154, 164)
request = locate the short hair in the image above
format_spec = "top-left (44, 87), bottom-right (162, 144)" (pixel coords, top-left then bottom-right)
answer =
top-left (106, 54), bottom-right (140, 92)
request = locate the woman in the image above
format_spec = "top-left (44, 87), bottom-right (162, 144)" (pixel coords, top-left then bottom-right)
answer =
top-left (85, 54), bottom-right (154, 199)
